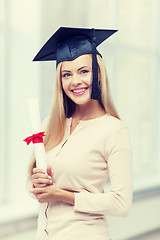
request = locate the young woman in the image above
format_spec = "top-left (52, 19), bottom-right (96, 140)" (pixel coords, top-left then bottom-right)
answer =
top-left (28, 27), bottom-right (132, 240)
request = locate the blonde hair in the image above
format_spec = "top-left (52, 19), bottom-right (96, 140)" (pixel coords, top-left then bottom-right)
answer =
top-left (28, 55), bottom-right (120, 178)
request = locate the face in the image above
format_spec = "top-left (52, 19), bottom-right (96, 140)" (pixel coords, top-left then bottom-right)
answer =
top-left (61, 54), bottom-right (92, 106)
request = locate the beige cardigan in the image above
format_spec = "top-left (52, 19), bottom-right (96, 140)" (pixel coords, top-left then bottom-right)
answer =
top-left (36, 114), bottom-right (132, 240)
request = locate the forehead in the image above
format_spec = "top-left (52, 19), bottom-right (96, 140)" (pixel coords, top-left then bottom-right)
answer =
top-left (61, 54), bottom-right (92, 70)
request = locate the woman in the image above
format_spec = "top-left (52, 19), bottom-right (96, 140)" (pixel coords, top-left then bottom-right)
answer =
top-left (28, 27), bottom-right (132, 240)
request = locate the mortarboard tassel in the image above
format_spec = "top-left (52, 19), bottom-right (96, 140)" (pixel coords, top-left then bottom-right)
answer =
top-left (91, 28), bottom-right (99, 100)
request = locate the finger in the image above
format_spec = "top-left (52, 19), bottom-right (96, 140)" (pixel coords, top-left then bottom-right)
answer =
top-left (33, 178), bottom-right (53, 185)
top-left (33, 183), bottom-right (49, 188)
top-left (32, 172), bottom-right (51, 180)
top-left (33, 168), bottom-right (46, 174)
top-left (31, 187), bottom-right (46, 194)
top-left (47, 166), bottom-right (54, 178)
top-left (47, 166), bottom-right (55, 183)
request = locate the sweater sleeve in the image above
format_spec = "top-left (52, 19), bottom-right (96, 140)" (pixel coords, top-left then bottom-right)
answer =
top-left (74, 127), bottom-right (132, 217)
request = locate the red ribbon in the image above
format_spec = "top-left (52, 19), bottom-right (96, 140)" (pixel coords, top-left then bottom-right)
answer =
top-left (23, 131), bottom-right (45, 145)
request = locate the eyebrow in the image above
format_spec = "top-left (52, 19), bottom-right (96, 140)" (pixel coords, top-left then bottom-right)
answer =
top-left (61, 66), bottom-right (89, 73)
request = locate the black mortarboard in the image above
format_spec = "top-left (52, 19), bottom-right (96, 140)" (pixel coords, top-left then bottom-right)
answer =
top-left (33, 27), bottom-right (117, 100)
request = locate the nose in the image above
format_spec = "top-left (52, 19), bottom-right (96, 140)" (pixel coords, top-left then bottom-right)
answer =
top-left (71, 73), bottom-right (82, 86)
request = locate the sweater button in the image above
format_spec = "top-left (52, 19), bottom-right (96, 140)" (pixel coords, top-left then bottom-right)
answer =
top-left (45, 210), bottom-right (48, 218)
top-left (44, 229), bottom-right (48, 235)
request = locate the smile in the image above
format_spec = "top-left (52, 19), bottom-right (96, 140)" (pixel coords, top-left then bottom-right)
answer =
top-left (71, 88), bottom-right (88, 96)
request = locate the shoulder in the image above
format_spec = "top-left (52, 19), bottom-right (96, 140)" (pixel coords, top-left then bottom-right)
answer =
top-left (102, 115), bottom-right (131, 153)
top-left (102, 114), bottom-right (127, 134)
top-left (102, 115), bottom-right (131, 146)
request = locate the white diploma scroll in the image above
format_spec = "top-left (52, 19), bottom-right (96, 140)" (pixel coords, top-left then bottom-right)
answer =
top-left (27, 98), bottom-right (47, 171)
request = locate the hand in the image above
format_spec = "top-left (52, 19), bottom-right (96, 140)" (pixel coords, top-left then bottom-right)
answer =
top-left (30, 185), bottom-right (59, 203)
top-left (31, 166), bottom-right (54, 188)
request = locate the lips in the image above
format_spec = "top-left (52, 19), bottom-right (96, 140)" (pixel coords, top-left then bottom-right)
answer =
top-left (71, 87), bottom-right (88, 96)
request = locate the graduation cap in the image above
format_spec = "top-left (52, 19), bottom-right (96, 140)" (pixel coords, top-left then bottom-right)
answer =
top-left (33, 27), bottom-right (117, 100)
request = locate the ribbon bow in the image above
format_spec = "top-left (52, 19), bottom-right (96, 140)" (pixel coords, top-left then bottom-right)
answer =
top-left (23, 131), bottom-right (45, 145)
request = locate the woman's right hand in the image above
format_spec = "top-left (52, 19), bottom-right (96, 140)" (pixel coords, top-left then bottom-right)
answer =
top-left (31, 166), bottom-right (54, 188)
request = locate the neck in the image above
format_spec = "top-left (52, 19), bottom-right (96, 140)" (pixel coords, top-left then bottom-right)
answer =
top-left (73, 100), bottom-right (105, 121)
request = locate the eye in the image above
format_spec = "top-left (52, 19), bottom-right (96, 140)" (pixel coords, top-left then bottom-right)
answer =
top-left (62, 73), bottom-right (71, 78)
top-left (81, 69), bottom-right (89, 74)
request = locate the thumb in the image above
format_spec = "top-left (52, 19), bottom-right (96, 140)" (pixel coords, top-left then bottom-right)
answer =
top-left (47, 166), bottom-right (53, 178)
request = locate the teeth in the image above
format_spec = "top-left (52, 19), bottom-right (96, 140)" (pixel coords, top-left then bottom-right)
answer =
top-left (73, 89), bottom-right (86, 93)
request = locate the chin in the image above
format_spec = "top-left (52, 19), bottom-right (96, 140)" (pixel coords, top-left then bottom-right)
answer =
top-left (72, 98), bottom-right (92, 106)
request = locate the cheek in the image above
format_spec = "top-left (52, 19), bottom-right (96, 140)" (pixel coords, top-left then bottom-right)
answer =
top-left (85, 73), bottom-right (92, 85)
top-left (62, 80), bottom-right (69, 93)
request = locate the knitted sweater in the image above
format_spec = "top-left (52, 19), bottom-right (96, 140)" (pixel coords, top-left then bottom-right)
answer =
top-left (36, 114), bottom-right (132, 240)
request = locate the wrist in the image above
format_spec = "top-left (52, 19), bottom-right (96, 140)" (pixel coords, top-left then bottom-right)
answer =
top-left (56, 188), bottom-right (75, 205)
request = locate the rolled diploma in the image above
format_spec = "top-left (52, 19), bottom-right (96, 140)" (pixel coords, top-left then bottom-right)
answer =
top-left (27, 98), bottom-right (47, 171)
